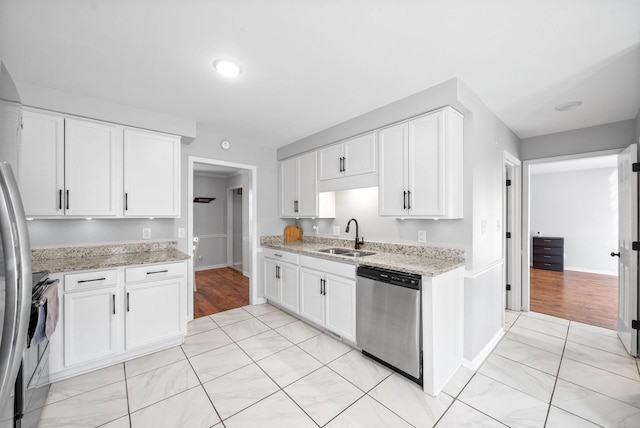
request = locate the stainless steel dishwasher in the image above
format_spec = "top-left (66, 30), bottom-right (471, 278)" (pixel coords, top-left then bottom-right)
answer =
top-left (356, 265), bottom-right (422, 385)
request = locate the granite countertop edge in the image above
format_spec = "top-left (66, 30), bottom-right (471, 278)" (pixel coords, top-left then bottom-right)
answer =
top-left (260, 240), bottom-right (465, 277)
top-left (32, 244), bottom-right (190, 274)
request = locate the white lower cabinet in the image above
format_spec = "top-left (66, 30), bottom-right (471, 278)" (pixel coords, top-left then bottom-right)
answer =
top-left (64, 284), bottom-right (119, 367)
top-left (299, 256), bottom-right (356, 342)
top-left (263, 249), bottom-right (300, 314)
top-left (49, 261), bottom-right (187, 382)
top-left (125, 275), bottom-right (184, 350)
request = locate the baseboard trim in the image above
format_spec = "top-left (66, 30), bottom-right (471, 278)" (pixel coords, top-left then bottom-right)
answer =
top-left (195, 264), bottom-right (227, 271)
top-left (462, 328), bottom-right (505, 370)
top-left (564, 266), bottom-right (617, 276)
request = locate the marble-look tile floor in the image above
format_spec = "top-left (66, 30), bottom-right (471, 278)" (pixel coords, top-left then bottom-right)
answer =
top-left (38, 306), bottom-right (640, 427)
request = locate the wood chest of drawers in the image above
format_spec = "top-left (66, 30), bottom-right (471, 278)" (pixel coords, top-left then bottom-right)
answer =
top-left (533, 236), bottom-right (564, 272)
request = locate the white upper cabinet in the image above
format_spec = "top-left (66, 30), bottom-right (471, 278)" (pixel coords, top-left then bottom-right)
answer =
top-left (280, 151), bottom-right (318, 217)
top-left (18, 109), bottom-right (181, 218)
top-left (318, 132), bottom-right (376, 181)
top-left (123, 129), bottom-right (180, 217)
top-left (65, 118), bottom-right (122, 216)
top-left (19, 110), bottom-right (64, 216)
top-left (379, 107), bottom-right (463, 219)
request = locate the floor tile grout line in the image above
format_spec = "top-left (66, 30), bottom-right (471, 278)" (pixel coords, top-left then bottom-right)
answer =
top-left (560, 353), bottom-right (640, 382)
top-left (542, 317), bottom-right (570, 427)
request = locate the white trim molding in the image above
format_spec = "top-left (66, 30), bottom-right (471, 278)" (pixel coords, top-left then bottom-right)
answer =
top-left (463, 328), bottom-right (505, 370)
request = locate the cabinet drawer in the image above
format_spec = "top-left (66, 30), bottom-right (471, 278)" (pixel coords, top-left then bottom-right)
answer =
top-left (533, 246), bottom-right (563, 256)
top-left (533, 237), bottom-right (564, 248)
top-left (533, 254), bottom-right (563, 264)
top-left (65, 270), bottom-right (118, 291)
top-left (125, 262), bottom-right (185, 283)
top-left (263, 248), bottom-right (299, 265)
top-left (533, 261), bottom-right (564, 272)
top-left (300, 255), bottom-right (356, 279)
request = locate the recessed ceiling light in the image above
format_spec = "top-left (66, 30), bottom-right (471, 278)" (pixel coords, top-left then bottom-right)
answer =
top-left (554, 101), bottom-right (583, 111)
top-left (213, 59), bottom-right (242, 78)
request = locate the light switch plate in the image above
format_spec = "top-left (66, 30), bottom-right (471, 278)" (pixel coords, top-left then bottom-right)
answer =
top-left (142, 228), bottom-right (151, 240)
top-left (178, 228), bottom-right (186, 238)
top-left (332, 226), bottom-right (340, 236)
top-left (417, 230), bottom-right (427, 243)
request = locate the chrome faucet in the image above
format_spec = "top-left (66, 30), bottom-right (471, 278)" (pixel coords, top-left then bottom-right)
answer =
top-left (345, 218), bottom-right (364, 250)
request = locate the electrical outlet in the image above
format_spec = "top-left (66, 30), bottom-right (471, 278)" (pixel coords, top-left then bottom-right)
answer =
top-left (332, 226), bottom-right (340, 236)
top-left (481, 220), bottom-right (488, 235)
top-left (178, 228), bottom-right (185, 238)
top-left (197, 255), bottom-right (203, 261)
top-left (417, 230), bottom-right (427, 243)
top-left (142, 228), bottom-right (151, 239)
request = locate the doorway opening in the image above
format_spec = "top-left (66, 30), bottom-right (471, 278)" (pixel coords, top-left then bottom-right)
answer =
top-left (522, 150), bottom-right (622, 329)
top-left (188, 157), bottom-right (258, 320)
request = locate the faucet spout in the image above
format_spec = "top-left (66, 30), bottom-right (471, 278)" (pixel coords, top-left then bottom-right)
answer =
top-left (346, 218), bottom-right (364, 250)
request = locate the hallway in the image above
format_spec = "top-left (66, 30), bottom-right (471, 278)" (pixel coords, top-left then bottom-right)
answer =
top-left (194, 267), bottom-right (249, 318)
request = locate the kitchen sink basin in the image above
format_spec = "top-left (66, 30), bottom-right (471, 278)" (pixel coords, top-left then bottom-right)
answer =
top-left (318, 248), bottom-right (352, 255)
top-left (318, 248), bottom-right (375, 257)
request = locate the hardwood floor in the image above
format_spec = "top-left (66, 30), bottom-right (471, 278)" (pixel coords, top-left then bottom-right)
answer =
top-left (530, 267), bottom-right (618, 329)
top-left (194, 267), bottom-right (249, 318)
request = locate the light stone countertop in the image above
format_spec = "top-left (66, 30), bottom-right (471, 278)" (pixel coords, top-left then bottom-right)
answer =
top-left (260, 236), bottom-right (465, 277)
top-left (32, 241), bottom-right (190, 274)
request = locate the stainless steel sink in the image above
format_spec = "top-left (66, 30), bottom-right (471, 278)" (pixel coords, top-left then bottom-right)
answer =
top-left (318, 248), bottom-right (352, 255)
top-left (318, 248), bottom-right (375, 257)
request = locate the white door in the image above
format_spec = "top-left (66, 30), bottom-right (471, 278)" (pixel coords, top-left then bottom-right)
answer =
top-left (123, 129), bottom-right (179, 217)
top-left (617, 143), bottom-right (638, 356)
top-left (324, 274), bottom-right (356, 342)
top-left (378, 122), bottom-right (408, 215)
top-left (65, 118), bottom-right (121, 216)
top-left (125, 280), bottom-right (182, 350)
top-left (279, 262), bottom-right (299, 314)
top-left (280, 157), bottom-right (297, 216)
top-left (64, 287), bottom-right (118, 366)
top-left (18, 111), bottom-right (64, 216)
top-left (299, 268), bottom-right (325, 326)
top-left (408, 111), bottom-right (445, 216)
top-left (264, 258), bottom-right (280, 302)
top-left (296, 151), bottom-right (318, 217)
top-left (344, 133), bottom-right (376, 177)
top-left (318, 143), bottom-right (343, 181)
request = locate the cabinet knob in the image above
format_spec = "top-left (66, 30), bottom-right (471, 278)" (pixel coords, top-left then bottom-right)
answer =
top-left (611, 252), bottom-right (621, 257)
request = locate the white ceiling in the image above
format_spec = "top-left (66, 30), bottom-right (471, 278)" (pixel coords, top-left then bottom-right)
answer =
top-left (1, 1), bottom-right (638, 149)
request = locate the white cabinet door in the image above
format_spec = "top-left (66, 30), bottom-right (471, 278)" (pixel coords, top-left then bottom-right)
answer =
top-left (343, 132), bottom-right (376, 177)
top-left (318, 143), bottom-right (343, 181)
top-left (125, 279), bottom-right (182, 350)
top-left (123, 129), bottom-right (180, 217)
top-left (296, 151), bottom-right (318, 217)
top-left (299, 268), bottom-right (325, 327)
top-left (408, 111), bottom-right (445, 216)
top-left (378, 122), bottom-right (408, 215)
top-left (324, 274), bottom-right (356, 342)
top-left (64, 287), bottom-right (118, 367)
top-left (279, 262), bottom-right (299, 314)
top-left (280, 152), bottom-right (318, 217)
top-left (19, 111), bottom-right (65, 216)
top-left (280, 157), bottom-right (297, 217)
top-left (264, 258), bottom-right (280, 302)
top-left (64, 118), bottom-right (121, 216)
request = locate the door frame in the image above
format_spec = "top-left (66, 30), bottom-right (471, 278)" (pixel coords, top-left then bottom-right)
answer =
top-left (521, 148), bottom-right (623, 311)
top-left (187, 156), bottom-right (259, 320)
top-left (226, 185), bottom-right (243, 272)
top-left (503, 151), bottom-right (522, 311)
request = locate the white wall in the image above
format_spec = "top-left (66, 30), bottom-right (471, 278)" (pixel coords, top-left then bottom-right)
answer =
top-left (530, 167), bottom-right (618, 275)
top-left (232, 190), bottom-right (243, 265)
top-left (193, 174), bottom-right (227, 270)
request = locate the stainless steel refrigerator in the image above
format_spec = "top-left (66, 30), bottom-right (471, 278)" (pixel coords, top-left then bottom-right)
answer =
top-left (0, 62), bottom-right (33, 428)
